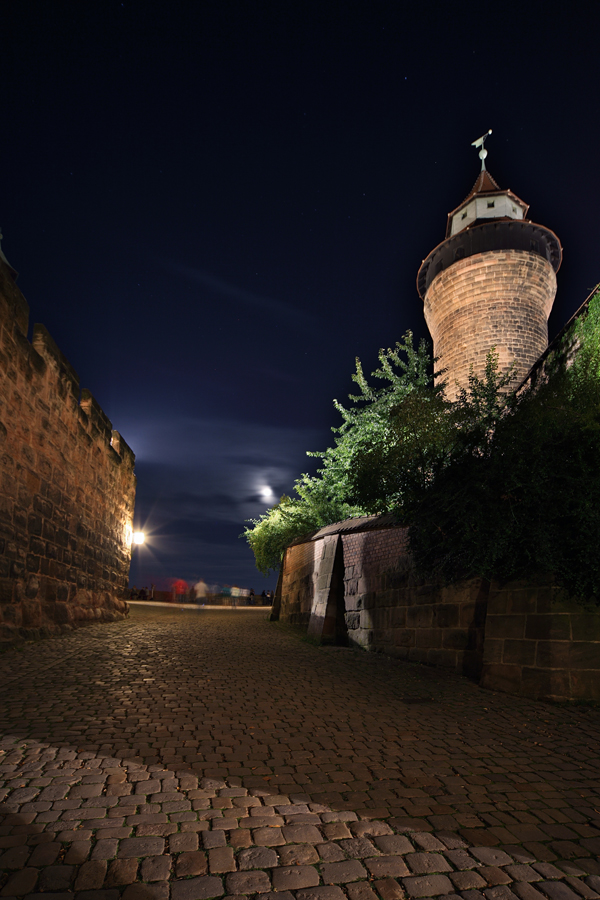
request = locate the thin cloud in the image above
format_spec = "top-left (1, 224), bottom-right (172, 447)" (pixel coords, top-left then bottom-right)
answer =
top-left (171, 264), bottom-right (317, 327)
top-left (129, 415), bottom-right (324, 527)
top-left (127, 414), bottom-right (324, 467)
top-left (126, 413), bottom-right (325, 586)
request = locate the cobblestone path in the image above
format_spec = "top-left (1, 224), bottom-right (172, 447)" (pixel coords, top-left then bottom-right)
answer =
top-left (1, 605), bottom-right (599, 900)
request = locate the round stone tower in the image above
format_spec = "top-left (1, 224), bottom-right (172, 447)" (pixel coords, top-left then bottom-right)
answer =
top-left (417, 146), bottom-right (562, 400)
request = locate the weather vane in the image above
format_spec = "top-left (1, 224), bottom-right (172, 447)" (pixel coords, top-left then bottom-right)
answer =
top-left (471, 129), bottom-right (492, 170)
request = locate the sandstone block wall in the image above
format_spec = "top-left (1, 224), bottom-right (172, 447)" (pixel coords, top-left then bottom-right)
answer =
top-left (342, 529), bottom-right (488, 679)
top-left (279, 539), bottom-right (316, 626)
top-left (278, 525), bottom-right (489, 679)
top-left (277, 521), bottom-right (600, 700)
top-left (480, 581), bottom-right (600, 702)
top-left (306, 534), bottom-right (344, 642)
top-left (424, 250), bottom-right (557, 399)
top-left (0, 259), bottom-right (134, 646)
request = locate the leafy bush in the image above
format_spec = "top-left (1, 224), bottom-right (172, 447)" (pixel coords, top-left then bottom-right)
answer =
top-left (408, 289), bottom-right (600, 603)
top-left (243, 490), bottom-right (358, 576)
top-left (245, 291), bottom-right (600, 604)
top-left (243, 332), bottom-right (436, 572)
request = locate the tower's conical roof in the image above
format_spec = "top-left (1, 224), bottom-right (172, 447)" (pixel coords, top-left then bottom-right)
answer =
top-left (462, 168), bottom-right (502, 202)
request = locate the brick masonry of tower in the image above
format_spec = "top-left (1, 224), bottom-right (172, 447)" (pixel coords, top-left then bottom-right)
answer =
top-left (423, 249), bottom-right (557, 399)
top-left (0, 257), bottom-right (134, 647)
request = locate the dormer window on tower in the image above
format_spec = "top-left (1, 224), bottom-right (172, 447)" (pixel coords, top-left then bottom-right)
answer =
top-left (416, 132), bottom-right (563, 402)
top-left (416, 146), bottom-right (562, 302)
top-left (448, 190), bottom-right (528, 237)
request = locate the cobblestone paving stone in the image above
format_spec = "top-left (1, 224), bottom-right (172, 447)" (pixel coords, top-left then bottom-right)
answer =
top-left (1, 605), bottom-right (599, 900)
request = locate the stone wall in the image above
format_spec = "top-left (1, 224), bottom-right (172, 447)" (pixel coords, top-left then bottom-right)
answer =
top-left (0, 258), bottom-right (134, 646)
top-left (423, 250), bottom-right (556, 399)
top-left (278, 524), bottom-right (489, 679)
top-left (277, 519), bottom-right (600, 700)
top-left (343, 528), bottom-right (489, 680)
top-left (279, 539), bottom-right (316, 626)
top-left (480, 580), bottom-right (600, 702)
top-left (306, 534), bottom-right (344, 643)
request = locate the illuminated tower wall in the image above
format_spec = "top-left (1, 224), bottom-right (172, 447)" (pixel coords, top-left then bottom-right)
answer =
top-left (417, 168), bottom-right (562, 399)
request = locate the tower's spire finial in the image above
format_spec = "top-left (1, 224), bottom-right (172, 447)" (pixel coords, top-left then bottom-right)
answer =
top-left (471, 129), bottom-right (493, 170)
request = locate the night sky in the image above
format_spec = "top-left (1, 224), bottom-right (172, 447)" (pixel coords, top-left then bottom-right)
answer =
top-left (2, 1), bottom-right (599, 592)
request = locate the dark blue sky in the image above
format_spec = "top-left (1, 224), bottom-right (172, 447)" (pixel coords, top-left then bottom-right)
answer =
top-left (2, 1), bottom-right (599, 590)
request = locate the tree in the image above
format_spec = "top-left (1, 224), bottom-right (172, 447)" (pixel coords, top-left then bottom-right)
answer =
top-left (409, 289), bottom-right (600, 602)
top-left (243, 332), bottom-right (439, 572)
top-left (246, 290), bottom-right (600, 603)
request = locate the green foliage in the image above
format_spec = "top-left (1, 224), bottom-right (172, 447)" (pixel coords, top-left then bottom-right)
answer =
top-left (348, 387), bottom-right (451, 513)
top-left (452, 353), bottom-right (518, 451)
top-left (572, 285), bottom-right (600, 388)
top-left (409, 289), bottom-right (600, 603)
top-left (306, 332), bottom-right (443, 513)
top-left (244, 495), bottom-right (321, 576)
top-left (243, 490), bottom-right (358, 575)
top-left (348, 348), bottom-right (517, 514)
top-left (243, 332), bottom-right (436, 572)
top-left (246, 292), bottom-right (600, 604)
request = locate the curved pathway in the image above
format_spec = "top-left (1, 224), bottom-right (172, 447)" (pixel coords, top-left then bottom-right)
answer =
top-left (1, 605), bottom-right (599, 900)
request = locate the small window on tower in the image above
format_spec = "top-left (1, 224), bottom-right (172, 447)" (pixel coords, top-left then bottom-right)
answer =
top-left (461, 211), bottom-right (468, 219)
top-left (530, 239), bottom-right (539, 253)
top-left (454, 247), bottom-right (465, 261)
top-left (487, 200), bottom-right (495, 208)
top-left (512, 206), bottom-right (517, 213)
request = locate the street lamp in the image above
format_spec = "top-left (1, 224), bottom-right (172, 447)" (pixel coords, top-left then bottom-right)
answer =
top-left (132, 531), bottom-right (145, 545)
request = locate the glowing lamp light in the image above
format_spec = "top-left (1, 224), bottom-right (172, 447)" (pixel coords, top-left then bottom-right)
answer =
top-left (132, 531), bottom-right (145, 545)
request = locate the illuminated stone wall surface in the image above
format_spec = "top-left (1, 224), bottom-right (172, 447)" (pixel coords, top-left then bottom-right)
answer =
top-left (480, 580), bottom-right (600, 702)
top-left (0, 258), bottom-right (134, 646)
top-left (424, 249), bottom-right (557, 399)
top-left (341, 528), bottom-right (488, 681)
top-left (277, 519), bottom-right (600, 702)
top-left (279, 523), bottom-right (487, 680)
top-left (279, 539), bottom-right (316, 626)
